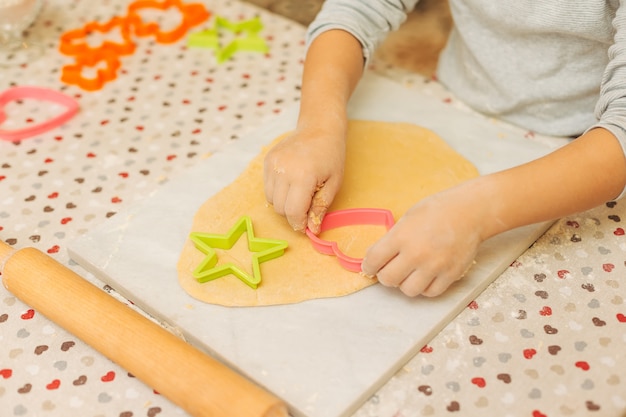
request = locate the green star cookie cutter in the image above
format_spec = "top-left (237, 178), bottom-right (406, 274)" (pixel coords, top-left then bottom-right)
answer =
top-left (189, 215), bottom-right (288, 289)
top-left (187, 16), bottom-right (269, 63)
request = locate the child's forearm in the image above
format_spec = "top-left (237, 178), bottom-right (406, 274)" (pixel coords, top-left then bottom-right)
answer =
top-left (296, 30), bottom-right (365, 135)
top-left (477, 127), bottom-right (626, 240)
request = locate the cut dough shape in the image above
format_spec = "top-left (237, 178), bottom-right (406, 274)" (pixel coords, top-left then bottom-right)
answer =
top-left (177, 120), bottom-right (479, 306)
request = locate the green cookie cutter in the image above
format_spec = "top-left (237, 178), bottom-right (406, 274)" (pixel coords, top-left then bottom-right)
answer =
top-left (189, 215), bottom-right (288, 289)
top-left (187, 16), bottom-right (269, 63)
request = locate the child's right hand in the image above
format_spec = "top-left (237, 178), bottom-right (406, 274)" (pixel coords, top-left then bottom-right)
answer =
top-left (263, 127), bottom-right (346, 234)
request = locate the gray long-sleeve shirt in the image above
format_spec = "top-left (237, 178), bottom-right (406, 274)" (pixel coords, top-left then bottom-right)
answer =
top-left (307, 0), bottom-right (626, 153)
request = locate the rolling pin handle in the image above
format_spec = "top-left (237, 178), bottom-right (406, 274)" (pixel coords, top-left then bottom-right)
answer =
top-left (0, 242), bottom-right (289, 417)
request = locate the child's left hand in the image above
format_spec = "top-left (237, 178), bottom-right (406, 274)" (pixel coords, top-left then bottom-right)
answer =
top-left (361, 181), bottom-right (489, 297)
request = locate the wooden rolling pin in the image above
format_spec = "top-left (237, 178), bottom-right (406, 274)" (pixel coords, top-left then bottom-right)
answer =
top-left (0, 241), bottom-right (288, 417)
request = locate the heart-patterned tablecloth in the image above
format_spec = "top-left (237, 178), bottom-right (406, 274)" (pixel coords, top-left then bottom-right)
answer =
top-left (1, 1), bottom-right (625, 417)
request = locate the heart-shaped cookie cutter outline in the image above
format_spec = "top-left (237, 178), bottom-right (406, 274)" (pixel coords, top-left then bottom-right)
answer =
top-left (0, 86), bottom-right (80, 142)
top-left (306, 208), bottom-right (395, 272)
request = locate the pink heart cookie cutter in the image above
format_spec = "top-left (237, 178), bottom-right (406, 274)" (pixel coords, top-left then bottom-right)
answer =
top-left (305, 208), bottom-right (395, 272)
top-left (0, 86), bottom-right (79, 142)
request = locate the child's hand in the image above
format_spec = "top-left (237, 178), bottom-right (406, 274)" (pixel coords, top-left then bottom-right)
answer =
top-left (361, 182), bottom-right (487, 297)
top-left (263, 128), bottom-right (346, 233)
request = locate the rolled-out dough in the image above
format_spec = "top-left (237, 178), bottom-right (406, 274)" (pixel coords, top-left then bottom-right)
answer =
top-left (176, 120), bottom-right (479, 306)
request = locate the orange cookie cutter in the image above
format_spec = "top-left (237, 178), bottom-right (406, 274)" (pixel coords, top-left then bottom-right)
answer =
top-left (58, 0), bottom-right (210, 91)
top-left (58, 15), bottom-right (132, 91)
top-left (60, 51), bottom-right (122, 92)
top-left (127, 0), bottom-right (211, 44)
top-left (59, 16), bottom-right (137, 57)
top-left (306, 208), bottom-right (395, 272)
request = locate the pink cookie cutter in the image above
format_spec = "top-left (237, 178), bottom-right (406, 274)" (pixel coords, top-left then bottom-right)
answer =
top-left (0, 86), bottom-right (79, 142)
top-left (305, 208), bottom-right (395, 272)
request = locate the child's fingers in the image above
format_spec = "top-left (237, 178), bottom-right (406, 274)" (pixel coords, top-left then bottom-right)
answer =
top-left (306, 182), bottom-right (338, 234)
top-left (361, 236), bottom-right (399, 282)
top-left (284, 180), bottom-right (321, 232)
top-left (268, 179), bottom-right (289, 216)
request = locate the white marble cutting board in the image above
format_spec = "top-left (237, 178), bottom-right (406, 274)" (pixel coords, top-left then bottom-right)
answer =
top-left (68, 72), bottom-right (558, 417)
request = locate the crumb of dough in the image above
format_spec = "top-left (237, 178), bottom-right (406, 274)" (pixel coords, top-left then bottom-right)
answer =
top-left (309, 211), bottom-right (322, 226)
top-left (359, 271), bottom-right (377, 280)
